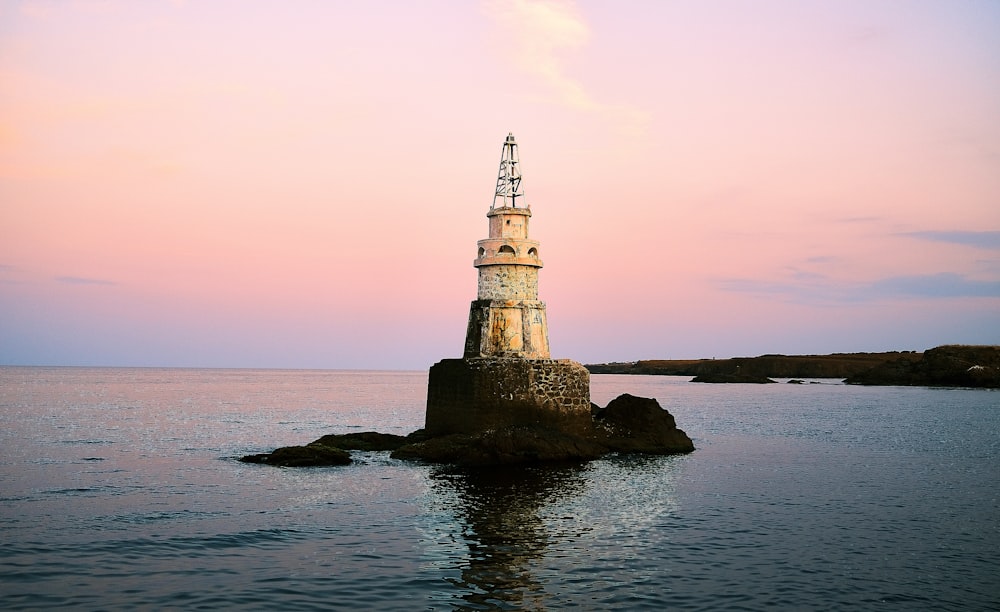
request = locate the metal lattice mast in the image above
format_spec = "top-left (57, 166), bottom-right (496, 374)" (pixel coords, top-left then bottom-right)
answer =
top-left (492, 132), bottom-right (526, 209)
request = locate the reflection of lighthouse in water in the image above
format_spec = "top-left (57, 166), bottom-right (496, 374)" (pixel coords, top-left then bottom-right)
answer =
top-left (432, 464), bottom-right (587, 609)
top-left (464, 133), bottom-right (550, 360)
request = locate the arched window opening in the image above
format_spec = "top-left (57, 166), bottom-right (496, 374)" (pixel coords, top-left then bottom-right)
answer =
top-left (528, 247), bottom-right (538, 258)
top-left (498, 245), bottom-right (516, 255)
top-left (478, 247), bottom-right (485, 258)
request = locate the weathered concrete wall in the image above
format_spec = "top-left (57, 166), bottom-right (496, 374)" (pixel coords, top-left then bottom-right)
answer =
top-left (476, 265), bottom-right (539, 300)
top-left (488, 206), bottom-right (531, 239)
top-left (464, 299), bottom-right (550, 359)
top-left (425, 358), bottom-right (592, 437)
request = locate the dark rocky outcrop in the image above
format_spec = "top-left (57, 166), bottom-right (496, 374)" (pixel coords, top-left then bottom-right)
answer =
top-left (239, 442), bottom-right (351, 467)
top-left (592, 394), bottom-right (695, 454)
top-left (390, 393), bottom-right (694, 466)
top-left (845, 345), bottom-right (1000, 388)
top-left (312, 431), bottom-right (418, 451)
top-left (239, 431), bottom-right (430, 467)
top-left (239, 393), bottom-right (694, 468)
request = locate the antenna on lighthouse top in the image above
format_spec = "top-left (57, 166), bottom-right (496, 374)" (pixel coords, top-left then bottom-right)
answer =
top-left (492, 132), bottom-right (526, 209)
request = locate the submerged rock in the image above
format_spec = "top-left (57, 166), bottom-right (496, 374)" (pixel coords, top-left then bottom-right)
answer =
top-left (239, 442), bottom-right (351, 467)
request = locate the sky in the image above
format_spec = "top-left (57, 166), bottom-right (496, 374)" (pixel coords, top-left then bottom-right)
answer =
top-left (1, 0), bottom-right (998, 369)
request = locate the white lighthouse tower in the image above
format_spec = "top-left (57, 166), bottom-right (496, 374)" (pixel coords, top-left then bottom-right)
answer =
top-left (464, 133), bottom-right (550, 359)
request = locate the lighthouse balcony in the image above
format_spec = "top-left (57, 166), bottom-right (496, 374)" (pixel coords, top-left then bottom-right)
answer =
top-left (474, 239), bottom-right (542, 268)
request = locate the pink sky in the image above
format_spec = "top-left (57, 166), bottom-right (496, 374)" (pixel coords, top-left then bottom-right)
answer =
top-left (2, 0), bottom-right (998, 368)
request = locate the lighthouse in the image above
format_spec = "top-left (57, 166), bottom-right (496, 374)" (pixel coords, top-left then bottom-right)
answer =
top-left (243, 133), bottom-right (695, 465)
top-left (423, 133), bottom-right (592, 438)
top-left (464, 133), bottom-right (550, 359)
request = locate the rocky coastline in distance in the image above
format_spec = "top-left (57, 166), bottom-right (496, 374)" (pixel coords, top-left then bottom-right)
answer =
top-left (586, 345), bottom-right (1000, 388)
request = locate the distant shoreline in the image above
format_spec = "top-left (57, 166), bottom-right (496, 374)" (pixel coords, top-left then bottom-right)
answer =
top-left (585, 345), bottom-right (1000, 388)
top-left (585, 351), bottom-right (921, 378)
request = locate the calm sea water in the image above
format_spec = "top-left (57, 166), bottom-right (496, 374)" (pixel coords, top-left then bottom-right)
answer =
top-left (1, 367), bottom-right (997, 610)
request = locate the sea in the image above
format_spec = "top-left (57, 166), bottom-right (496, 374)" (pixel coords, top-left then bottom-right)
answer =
top-left (0, 367), bottom-right (997, 611)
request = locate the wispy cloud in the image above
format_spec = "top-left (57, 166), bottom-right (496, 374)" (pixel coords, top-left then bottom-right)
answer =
top-left (719, 272), bottom-right (1000, 304)
top-left (717, 277), bottom-right (851, 305)
top-left (868, 273), bottom-right (1000, 298)
top-left (484, 0), bottom-right (590, 107)
top-left (804, 255), bottom-right (839, 264)
top-left (900, 230), bottom-right (1000, 250)
top-left (482, 0), bottom-right (647, 131)
top-left (55, 275), bottom-right (117, 286)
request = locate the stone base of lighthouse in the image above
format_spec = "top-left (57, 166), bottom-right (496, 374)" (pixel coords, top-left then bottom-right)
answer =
top-left (424, 357), bottom-right (592, 438)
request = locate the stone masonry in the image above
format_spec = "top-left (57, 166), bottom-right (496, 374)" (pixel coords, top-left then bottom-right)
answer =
top-left (424, 358), bottom-right (592, 437)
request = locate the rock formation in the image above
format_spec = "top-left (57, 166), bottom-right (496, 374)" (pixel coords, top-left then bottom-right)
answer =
top-left (239, 392), bottom-right (694, 467)
top-left (591, 394), bottom-right (695, 455)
